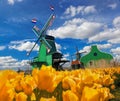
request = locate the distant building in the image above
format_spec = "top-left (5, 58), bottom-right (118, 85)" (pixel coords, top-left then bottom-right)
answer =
top-left (80, 45), bottom-right (113, 67)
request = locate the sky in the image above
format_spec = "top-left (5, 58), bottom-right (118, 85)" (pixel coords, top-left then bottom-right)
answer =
top-left (0, 0), bottom-right (120, 70)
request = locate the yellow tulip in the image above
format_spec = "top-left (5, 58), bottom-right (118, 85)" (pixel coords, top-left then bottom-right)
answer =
top-left (47, 74), bottom-right (63, 92)
top-left (81, 86), bottom-right (100, 101)
top-left (32, 65), bottom-right (59, 92)
top-left (32, 68), bottom-right (40, 85)
top-left (112, 75), bottom-right (117, 80)
top-left (62, 76), bottom-right (77, 92)
top-left (21, 75), bottom-right (36, 95)
top-left (15, 92), bottom-right (27, 101)
top-left (40, 96), bottom-right (56, 101)
top-left (14, 80), bottom-right (23, 92)
top-left (110, 84), bottom-right (115, 90)
top-left (37, 69), bottom-right (54, 91)
top-left (0, 81), bottom-right (15, 101)
top-left (62, 90), bottom-right (79, 101)
top-left (97, 87), bottom-right (114, 101)
top-left (0, 66), bottom-right (119, 101)
top-left (102, 75), bottom-right (114, 86)
top-left (31, 93), bottom-right (36, 101)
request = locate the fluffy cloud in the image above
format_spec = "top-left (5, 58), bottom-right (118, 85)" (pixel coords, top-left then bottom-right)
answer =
top-left (80, 43), bottom-right (112, 53)
top-left (73, 16), bottom-right (120, 43)
top-left (9, 40), bottom-right (39, 52)
top-left (111, 47), bottom-right (120, 55)
top-left (111, 47), bottom-right (120, 61)
top-left (113, 16), bottom-right (120, 28)
top-left (64, 5), bottom-right (77, 17)
top-left (0, 46), bottom-right (6, 51)
top-left (108, 38), bottom-right (120, 44)
top-left (0, 56), bottom-right (30, 70)
top-left (55, 42), bottom-right (61, 52)
top-left (48, 18), bottom-right (103, 39)
top-left (62, 5), bottom-right (96, 18)
top-left (89, 27), bottom-right (120, 43)
top-left (80, 46), bottom-right (91, 53)
top-left (61, 53), bottom-right (71, 68)
top-left (83, 5), bottom-right (97, 14)
top-left (108, 3), bottom-right (117, 9)
top-left (97, 43), bottom-right (112, 49)
top-left (114, 55), bottom-right (120, 61)
top-left (6, 17), bottom-right (28, 24)
top-left (8, 0), bottom-right (23, 5)
top-left (63, 53), bottom-right (70, 59)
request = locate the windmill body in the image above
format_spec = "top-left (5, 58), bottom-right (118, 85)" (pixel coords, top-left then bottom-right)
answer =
top-left (30, 35), bottom-right (58, 68)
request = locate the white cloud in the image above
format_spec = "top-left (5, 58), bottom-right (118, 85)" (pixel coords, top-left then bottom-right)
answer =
top-left (111, 47), bottom-right (120, 55)
top-left (108, 3), bottom-right (117, 9)
top-left (97, 43), bottom-right (112, 49)
top-left (114, 55), bottom-right (120, 61)
top-left (0, 56), bottom-right (17, 63)
top-left (6, 17), bottom-right (28, 23)
top-left (8, 0), bottom-right (14, 5)
top-left (0, 46), bottom-right (6, 50)
top-left (63, 53), bottom-right (70, 59)
top-left (88, 16), bottom-right (120, 43)
top-left (89, 28), bottom-right (120, 43)
top-left (9, 40), bottom-right (39, 52)
top-left (81, 46), bottom-right (91, 53)
top-left (61, 53), bottom-right (71, 68)
top-left (64, 18), bottom-right (86, 25)
top-left (8, 0), bottom-right (23, 5)
top-left (80, 43), bottom-right (112, 53)
top-left (110, 47), bottom-right (120, 62)
top-left (113, 16), bottom-right (120, 28)
top-left (0, 56), bottom-right (30, 70)
top-left (55, 43), bottom-right (61, 50)
top-left (48, 18), bottom-right (103, 39)
top-left (62, 5), bottom-right (96, 18)
top-left (84, 5), bottom-right (97, 14)
top-left (55, 42), bottom-right (62, 53)
top-left (64, 5), bottom-right (77, 17)
top-left (108, 38), bottom-right (120, 44)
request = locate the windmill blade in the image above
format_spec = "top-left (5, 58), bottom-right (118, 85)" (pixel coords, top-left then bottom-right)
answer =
top-left (32, 14), bottom-right (55, 37)
top-left (42, 37), bottom-right (52, 53)
top-left (27, 36), bottom-right (41, 56)
top-left (32, 26), bottom-right (41, 37)
top-left (40, 13), bottom-right (55, 34)
top-left (76, 46), bottom-right (79, 53)
top-left (80, 51), bottom-right (87, 54)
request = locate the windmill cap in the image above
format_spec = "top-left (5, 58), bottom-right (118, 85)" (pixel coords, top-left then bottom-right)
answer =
top-left (45, 35), bottom-right (55, 40)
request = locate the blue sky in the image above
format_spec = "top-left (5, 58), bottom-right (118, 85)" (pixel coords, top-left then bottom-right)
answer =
top-left (0, 0), bottom-right (120, 70)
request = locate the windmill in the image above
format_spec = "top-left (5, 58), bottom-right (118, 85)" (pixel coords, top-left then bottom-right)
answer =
top-left (27, 13), bottom-right (69, 70)
top-left (71, 46), bottom-right (86, 69)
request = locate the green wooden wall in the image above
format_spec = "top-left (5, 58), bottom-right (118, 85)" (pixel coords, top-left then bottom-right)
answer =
top-left (80, 45), bottom-right (113, 67)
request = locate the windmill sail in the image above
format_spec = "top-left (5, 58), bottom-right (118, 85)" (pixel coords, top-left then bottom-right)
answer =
top-left (27, 14), bottom-right (55, 56)
top-left (42, 37), bottom-right (52, 53)
top-left (32, 14), bottom-right (55, 37)
top-left (32, 26), bottom-right (40, 37)
top-left (41, 14), bottom-right (55, 34)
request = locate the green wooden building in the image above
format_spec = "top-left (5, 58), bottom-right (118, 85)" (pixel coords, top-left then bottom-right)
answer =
top-left (80, 45), bottom-right (113, 67)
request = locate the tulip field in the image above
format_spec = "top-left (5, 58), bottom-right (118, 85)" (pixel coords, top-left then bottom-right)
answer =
top-left (0, 65), bottom-right (120, 101)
